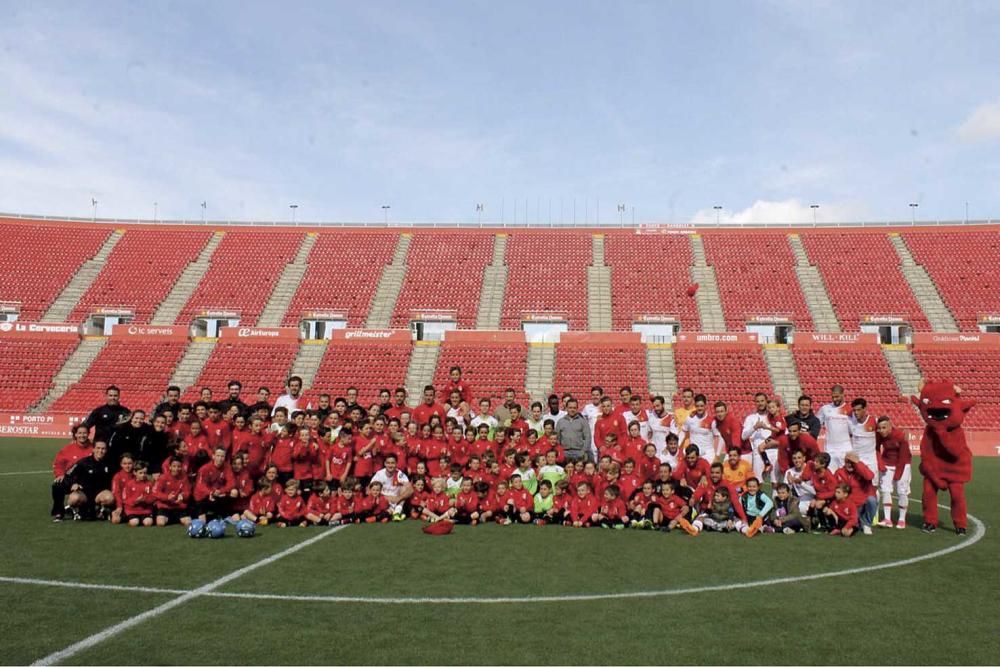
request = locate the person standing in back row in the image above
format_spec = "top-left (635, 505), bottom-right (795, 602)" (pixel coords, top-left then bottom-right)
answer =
top-left (83, 385), bottom-right (130, 446)
top-left (818, 385), bottom-right (853, 472)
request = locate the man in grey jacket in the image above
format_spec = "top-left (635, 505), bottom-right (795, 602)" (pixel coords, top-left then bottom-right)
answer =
top-left (556, 398), bottom-right (592, 463)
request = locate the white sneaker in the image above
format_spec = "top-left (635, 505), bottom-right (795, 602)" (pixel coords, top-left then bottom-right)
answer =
top-left (862, 525), bottom-right (873, 535)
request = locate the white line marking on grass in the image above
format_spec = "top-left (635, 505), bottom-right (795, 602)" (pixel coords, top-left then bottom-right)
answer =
top-left (0, 576), bottom-right (183, 595)
top-left (0, 470), bottom-right (50, 476)
top-left (204, 511), bottom-right (986, 605)
top-left (29, 524), bottom-right (349, 666)
top-left (7, 507), bottom-right (985, 608)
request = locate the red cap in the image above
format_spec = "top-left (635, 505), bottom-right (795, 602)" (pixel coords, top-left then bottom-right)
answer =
top-left (422, 520), bottom-right (454, 535)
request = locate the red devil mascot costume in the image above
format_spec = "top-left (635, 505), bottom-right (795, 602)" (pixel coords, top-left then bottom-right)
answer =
top-left (911, 380), bottom-right (974, 535)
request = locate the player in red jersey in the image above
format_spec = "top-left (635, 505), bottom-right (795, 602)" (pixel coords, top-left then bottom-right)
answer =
top-left (441, 366), bottom-right (473, 405)
top-left (305, 481), bottom-right (334, 525)
top-left (506, 475), bottom-right (534, 524)
top-left (659, 483), bottom-right (697, 534)
top-left (412, 385), bottom-right (447, 427)
top-left (203, 404), bottom-right (232, 455)
top-left (594, 397), bottom-right (628, 449)
top-left (835, 452), bottom-right (878, 534)
top-left (109, 454), bottom-right (134, 525)
top-left (421, 477), bottom-right (453, 522)
top-left (690, 462), bottom-right (749, 524)
top-left (153, 457), bottom-right (192, 527)
top-left (875, 415), bottom-right (913, 529)
top-left (628, 480), bottom-right (664, 529)
top-left (710, 401), bottom-right (746, 461)
top-left (803, 452), bottom-right (837, 530)
top-left (453, 477), bottom-right (479, 524)
top-left (331, 481), bottom-right (360, 525)
top-left (121, 462), bottom-right (155, 527)
top-left (671, 445), bottom-right (712, 499)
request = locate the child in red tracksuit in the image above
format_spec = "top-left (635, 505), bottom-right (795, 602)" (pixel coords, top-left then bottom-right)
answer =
top-left (359, 480), bottom-right (391, 523)
top-left (453, 478), bottom-right (479, 524)
top-left (277, 479), bottom-right (306, 527)
top-left (153, 457), bottom-right (191, 527)
top-left (505, 475), bottom-right (534, 524)
top-left (804, 452), bottom-right (838, 531)
top-left (835, 452), bottom-right (878, 534)
top-left (628, 481), bottom-right (664, 529)
top-left (566, 482), bottom-right (599, 527)
top-left (549, 480), bottom-right (572, 524)
top-left (595, 485), bottom-right (629, 529)
top-left (244, 479), bottom-right (277, 525)
top-left (305, 481), bottom-right (333, 525)
top-left (331, 483), bottom-right (359, 525)
top-left (824, 484), bottom-right (859, 537)
top-left (473, 481), bottom-right (498, 524)
top-left (229, 453), bottom-right (254, 519)
top-left (122, 462), bottom-right (155, 527)
top-left (421, 478), bottom-right (453, 523)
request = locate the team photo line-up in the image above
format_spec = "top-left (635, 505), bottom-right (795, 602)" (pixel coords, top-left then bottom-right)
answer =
top-left (49, 366), bottom-right (967, 538)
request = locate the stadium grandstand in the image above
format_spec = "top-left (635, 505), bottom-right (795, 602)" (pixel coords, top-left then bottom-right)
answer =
top-left (1, 214), bottom-right (998, 454)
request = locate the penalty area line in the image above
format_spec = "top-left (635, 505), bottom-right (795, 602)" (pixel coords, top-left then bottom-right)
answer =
top-left (28, 524), bottom-right (350, 666)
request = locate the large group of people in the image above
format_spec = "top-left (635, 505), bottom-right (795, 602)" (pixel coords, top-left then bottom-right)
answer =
top-left (51, 366), bottom-right (926, 537)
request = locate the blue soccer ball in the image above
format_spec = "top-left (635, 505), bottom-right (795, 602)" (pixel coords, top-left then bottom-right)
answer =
top-left (236, 519), bottom-right (256, 538)
top-left (187, 518), bottom-right (207, 538)
top-left (207, 519), bottom-right (227, 539)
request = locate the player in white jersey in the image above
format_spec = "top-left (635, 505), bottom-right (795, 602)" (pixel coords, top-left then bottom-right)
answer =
top-left (741, 393), bottom-right (774, 483)
top-left (646, 395), bottom-right (678, 460)
top-left (783, 449), bottom-right (816, 514)
top-left (623, 395), bottom-right (651, 441)
top-left (681, 394), bottom-right (720, 463)
top-left (847, 397), bottom-right (879, 475)
top-left (817, 384), bottom-right (852, 472)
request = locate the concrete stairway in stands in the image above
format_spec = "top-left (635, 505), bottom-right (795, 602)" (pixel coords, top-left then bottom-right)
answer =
top-left (167, 340), bottom-right (217, 392)
top-left (404, 340), bottom-right (441, 405)
top-left (289, 340), bottom-right (328, 390)
top-left (688, 234), bottom-right (727, 332)
top-left (476, 233), bottom-right (508, 330)
top-left (763, 346), bottom-right (803, 406)
top-left (151, 231), bottom-right (225, 325)
top-left (645, 344), bottom-right (678, 399)
top-left (888, 233), bottom-right (959, 332)
top-left (41, 230), bottom-right (125, 323)
top-left (366, 233), bottom-right (411, 329)
top-left (257, 233), bottom-right (318, 327)
top-left (587, 234), bottom-right (613, 332)
top-left (883, 346), bottom-right (923, 398)
top-left (525, 343), bottom-right (556, 401)
top-left (32, 338), bottom-right (108, 411)
top-left (788, 234), bottom-right (842, 333)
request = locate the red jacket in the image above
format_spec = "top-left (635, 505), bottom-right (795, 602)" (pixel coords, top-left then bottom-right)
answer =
top-left (599, 498), bottom-right (628, 521)
top-left (193, 462), bottom-right (235, 502)
top-left (455, 491), bottom-right (479, 513)
top-left (112, 470), bottom-right (132, 508)
top-left (876, 428), bottom-right (912, 472)
top-left (672, 458), bottom-right (712, 487)
top-left (691, 479), bottom-right (748, 523)
top-left (53, 441), bottom-right (92, 478)
top-left (829, 498), bottom-right (858, 529)
top-left (835, 462), bottom-right (877, 506)
top-left (804, 466), bottom-right (838, 500)
top-left (567, 495), bottom-right (600, 523)
top-left (122, 478), bottom-right (154, 516)
top-left (594, 414), bottom-right (627, 448)
top-left (269, 436), bottom-right (295, 473)
top-left (249, 491), bottom-right (277, 517)
top-left (278, 494), bottom-right (305, 521)
top-left (508, 488), bottom-right (533, 512)
top-left (153, 473), bottom-right (190, 509)
top-left (306, 494), bottom-right (332, 516)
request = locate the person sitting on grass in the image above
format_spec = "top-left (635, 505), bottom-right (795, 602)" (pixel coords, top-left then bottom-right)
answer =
top-left (244, 478), bottom-right (277, 526)
top-left (566, 481), bottom-right (599, 528)
top-left (770, 482), bottom-right (808, 534)
top-left (739, 477), bottom-right (774, 536)
top-left (276, 479), bottom-right (306, 527)
top-left (153, 456), bottom-right (191, 527)
top-left (421, 477), bottom-right (454, 523)
top-left (692, 486), bottom-right (743, 533)
top-left (595, 484), bottom-right (629, 529)
top-left (825, 483), bottom-right (859, 537)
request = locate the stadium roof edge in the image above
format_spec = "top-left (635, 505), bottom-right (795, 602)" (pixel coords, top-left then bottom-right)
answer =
top-left (0, 210), bottom-right (996, 231)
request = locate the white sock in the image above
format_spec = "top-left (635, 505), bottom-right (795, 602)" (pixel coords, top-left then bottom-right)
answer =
top-left (883, 505), bottom-right (893, 522)
top-left (899, 505), bottom-right (908, 523)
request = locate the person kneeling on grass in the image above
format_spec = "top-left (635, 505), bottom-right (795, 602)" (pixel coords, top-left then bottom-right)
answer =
top-left (770, 483), bottom-right (808, 534)
top-left (692, 486), bottom-right (745, 533)
top-left (121, 461), bottom-right (155, 527)
top-left (739, 477), bottom-right (774, 537)
top-left (824, 484), bottom-right (859, 537)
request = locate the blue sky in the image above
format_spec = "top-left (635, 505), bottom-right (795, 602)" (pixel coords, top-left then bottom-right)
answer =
top-left (1, 1), bottom-right (998, 225)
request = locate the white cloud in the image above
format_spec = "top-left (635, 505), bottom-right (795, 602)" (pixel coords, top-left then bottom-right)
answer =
top-left (689, 199), bottom-right (862, 226)
top-left (957, 101), bottom-right (1000, 143)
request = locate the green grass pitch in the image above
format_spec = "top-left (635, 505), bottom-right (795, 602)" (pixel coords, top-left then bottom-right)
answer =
top-left (2, 437), bottom-right (998, 665)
